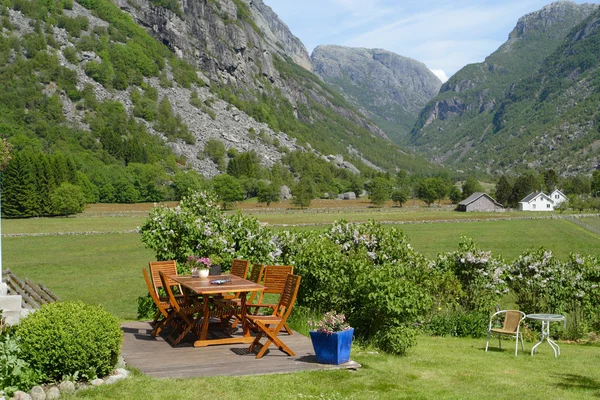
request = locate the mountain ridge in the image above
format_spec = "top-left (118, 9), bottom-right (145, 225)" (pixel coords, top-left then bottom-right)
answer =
top-left (311, 44), bottom-right (441, 144)
top-left (410, 0), bottom-right (599, 174)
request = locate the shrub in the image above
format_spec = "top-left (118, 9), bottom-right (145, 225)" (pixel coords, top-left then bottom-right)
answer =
top-left (137, 294), bottom-right (156, 320)
top-left (506, 248), bottom-right (566, 313)
top-left (426, 310), bottom-right (488, 338)
top-left (0, 335), bottom-right (41, 397)
top-left (375, 325), bottom-right (417, 356)
top-left (140, 191), bottom-right (278, 267)
top-left (16, 301), bottom-right (122, 382)
top-left (434, 238), bottom-right (508, 312)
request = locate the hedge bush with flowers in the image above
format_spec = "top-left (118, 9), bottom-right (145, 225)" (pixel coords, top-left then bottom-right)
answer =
top-left (139, 191), bottom-right (600, 351)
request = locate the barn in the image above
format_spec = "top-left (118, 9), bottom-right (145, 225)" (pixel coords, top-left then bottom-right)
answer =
top-left (457, 192), bottom-right (505, 212)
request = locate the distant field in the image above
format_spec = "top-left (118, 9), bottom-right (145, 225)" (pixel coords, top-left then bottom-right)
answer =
top-left (2, 216), bottom-right (146, 234)
top-left (580, 216), bottom-right (600, 230)
top-left (399, 219), bottom-right (600, 260)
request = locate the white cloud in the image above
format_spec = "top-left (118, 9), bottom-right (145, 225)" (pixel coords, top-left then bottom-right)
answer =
top-left (430, 69), bottom-right (448, 83)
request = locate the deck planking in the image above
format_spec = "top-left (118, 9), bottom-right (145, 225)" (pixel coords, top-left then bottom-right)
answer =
top-left (121, 321), bottom-right (360, 378)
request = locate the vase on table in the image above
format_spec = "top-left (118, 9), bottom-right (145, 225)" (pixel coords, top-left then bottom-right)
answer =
top-left (309, 328), bottom-right (354, 364)
top-left (199, 268), bottom-right (209, 278)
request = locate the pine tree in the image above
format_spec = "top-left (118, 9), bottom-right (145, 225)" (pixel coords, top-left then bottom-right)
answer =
top-left (291, 177), bottom-right (315, 209)
top-left (495, 175), bottom-right (512, 206)
top-left (32, 153), bottom-right (55, 215)
top-left (2, 152), bottom-right (39, 217)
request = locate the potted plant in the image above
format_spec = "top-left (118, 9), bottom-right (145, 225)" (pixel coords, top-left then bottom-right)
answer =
top-left (208, 254), bottom-right (224, 276)
top-left (187, 256), bottom-right (211, 278)
top-left (309, 311), bottom-right (354, 364)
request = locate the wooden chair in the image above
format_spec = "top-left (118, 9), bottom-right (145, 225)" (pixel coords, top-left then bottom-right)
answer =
top-left (149, 260), bottom-right (182, 295)
top-left (159, 271), bottom-right (203, 346)
top-left (220, 259), bottom-right (250, 301)
top-left (142, 267), bottom-right (171, 337)
top-left (227, 264), bottom-right (264, 329)
top-left (250, 265), bottom-right (294, 334)
top-left (485, 310), bottom-right (526, 356)
top-left (230, 259), bottom-right (250, 278)
top-left (247, 273), bottom-right (301, 359)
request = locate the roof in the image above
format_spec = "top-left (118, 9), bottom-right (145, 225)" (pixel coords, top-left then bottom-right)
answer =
top-left (459, 192), bottom-right (503, 207)
top-left (519, 191), bottom-right (553, 203)
top-left (550, 189), bottom-right (567, 198)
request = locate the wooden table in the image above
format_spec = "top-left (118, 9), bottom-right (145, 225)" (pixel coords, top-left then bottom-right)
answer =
top-left (170, 274), bottom-right (264, 347)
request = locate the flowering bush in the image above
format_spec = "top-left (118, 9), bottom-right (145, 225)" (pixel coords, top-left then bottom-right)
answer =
top-left (294, 220), bottom-right (432, 355)
top-left (309, 311), bottom-right (351, 334)
top-left (506, 248), bottom-right (567, 313)
top-left (433, 237), bottom-right (508, 312)
top-left (140, 191), bottom-right (279, 270)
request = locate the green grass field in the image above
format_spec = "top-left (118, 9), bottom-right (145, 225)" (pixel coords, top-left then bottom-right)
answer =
top-left (399, 219), bottom-right (600, 260)
top-left (63, 335), bottom-right (600, 400)
top-left (3, 233), bottom-right (153, 319)
top-left (580, 216), bottom-right (600, 231)
top-left (2, 216), bottom-right (146, 234)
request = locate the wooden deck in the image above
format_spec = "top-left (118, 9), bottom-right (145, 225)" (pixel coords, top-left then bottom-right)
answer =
top-left (121, 321), bottom-right (360, 378)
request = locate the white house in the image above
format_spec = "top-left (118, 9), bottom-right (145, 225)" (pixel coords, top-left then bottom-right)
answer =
top-left (519, 191), bottom-right (555, 211)
top-left (549, 189), bottom-right (568, 206)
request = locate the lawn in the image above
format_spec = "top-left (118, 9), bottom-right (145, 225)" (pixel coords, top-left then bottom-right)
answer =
top-left (63, 335), bottom-right (600, 399)
top-left (3, 233), bottom-right (153, 319)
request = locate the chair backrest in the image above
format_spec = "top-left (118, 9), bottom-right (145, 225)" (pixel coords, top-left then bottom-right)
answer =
top-left (149, 261), bottom-right (181, 294)
top-left (249, 264), bottom-right (264, 283)
top-left (159, 271), bottom-right (181, 313)
top-left (230, 259), bottom-right (250, 279)
top-left (263, 265), bottom-right (294, 294)
top-left (503, 310), bottom-right (524, 333)
top-left (143, 266), bottom-right (166, 306)
top-left (248, 264), bottom-right (264, 303)
top-left (274, 274), bottom-right (301, 321)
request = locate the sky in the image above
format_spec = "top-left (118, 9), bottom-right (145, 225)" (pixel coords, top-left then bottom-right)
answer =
top-left (264, 0), bottom-right (599, 82)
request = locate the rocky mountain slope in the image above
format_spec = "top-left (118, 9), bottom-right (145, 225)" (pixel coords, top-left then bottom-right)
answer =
top-left (311, 45), bottom-right (442, 144)
top-left (1, 0), bottom-right (438, 205)
top-left (114, 0), bottom-right (433, 173)
top-left (410, 0), bottom-right (599, 175)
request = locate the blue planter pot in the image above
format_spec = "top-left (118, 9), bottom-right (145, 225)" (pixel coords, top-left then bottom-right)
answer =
top-left (309, 328), bottom-right (354, 365)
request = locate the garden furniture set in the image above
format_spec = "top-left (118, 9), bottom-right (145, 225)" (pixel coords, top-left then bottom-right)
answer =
top-left (143, 259), bottom-right (301, 359)
top-left (485, 309), bottom-right (566, 358)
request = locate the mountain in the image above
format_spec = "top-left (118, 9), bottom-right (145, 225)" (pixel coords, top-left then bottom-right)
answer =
top-left (114, 0), bottom-right (436, 173)
top-left (311, 45), bottom-right (442, 144)
top-left (0, 0), bottom-right (441, 216)
top-left (410, 0), bottom-right (599, 175)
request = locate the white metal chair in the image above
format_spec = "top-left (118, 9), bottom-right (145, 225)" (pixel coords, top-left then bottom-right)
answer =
top-left (485, 310), bottom-right (526, 356)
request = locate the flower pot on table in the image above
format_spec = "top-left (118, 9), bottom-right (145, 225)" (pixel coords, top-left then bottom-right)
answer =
top-left (309, 328), bottom-right (354, 364)
top-left (199, 269), bottom-right (209, 278)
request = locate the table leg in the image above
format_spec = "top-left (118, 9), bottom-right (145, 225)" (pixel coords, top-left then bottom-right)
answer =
top-left (240, 291), bottom-right (250, 337)
top-left (530, 320), bottom-right (560, 358)
top-left (199, 294), bottom-right (211, 341)
top-left (531, 321), bottom-right (547, 356)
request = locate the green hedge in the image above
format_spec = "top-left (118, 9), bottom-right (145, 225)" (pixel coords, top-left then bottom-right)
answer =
top-left (16, 301), bottom-right (122, 382)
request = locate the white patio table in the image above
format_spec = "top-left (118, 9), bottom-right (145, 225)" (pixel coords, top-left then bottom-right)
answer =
top-left (527, 313), bottom-right (566, 358)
